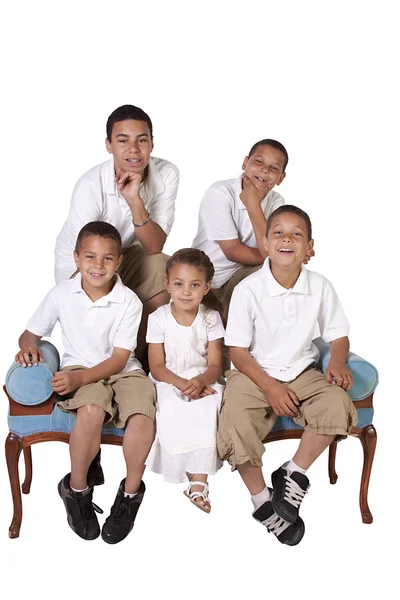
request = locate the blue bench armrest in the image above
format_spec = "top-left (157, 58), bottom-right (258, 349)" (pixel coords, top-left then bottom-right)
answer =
top-left (5, 341), bottom-right (60, 405)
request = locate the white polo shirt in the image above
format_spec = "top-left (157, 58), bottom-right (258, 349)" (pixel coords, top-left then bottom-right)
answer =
top-left (54, 157), bottom-right (179, 282)
top-left (225, 260), bottom-right (350, 382)
top-left (27, 274), bottom-right (143, 372)
top-left (192, 174), bottom-right (285, 289)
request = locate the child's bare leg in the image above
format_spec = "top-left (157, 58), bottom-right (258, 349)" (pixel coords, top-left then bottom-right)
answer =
top-left (187, 473), bottom-right (210, 510)
top-left (69, 404), bottom-right (105, 490)
top-left (237, 462), bottom-right (266, 495)
top-left (123, 413), bottom-right (155, 493)
top-left (292, 430), bottom-right (335, 469)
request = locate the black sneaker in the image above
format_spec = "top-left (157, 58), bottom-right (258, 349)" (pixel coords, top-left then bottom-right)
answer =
top-left (271, 466), bottom-right (310, 523)
top-left (101, 479), bottom-right (146, 544)
top-left (87, 449), bottom-right (105, 487)
top-left (58, 474), bottom-right (103, 540)
top-left (253, 497), bottom-right (305, 546)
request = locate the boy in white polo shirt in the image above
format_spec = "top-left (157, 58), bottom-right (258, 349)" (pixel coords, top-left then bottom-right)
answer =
top-left (55, 104), bottom-right (180, 362)
top-left (217, 205), bottom-right (358, 546)
top-left (16, 221), bottom-right (156, 544)
top-left (193, 139), bottom-right (296, 322)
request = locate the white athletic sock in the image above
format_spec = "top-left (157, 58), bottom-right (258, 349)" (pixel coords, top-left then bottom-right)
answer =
top-left (251, 486), bottom-right (271, 511)
top-left (124, 491), bottom-right (139, 499)
top-left (71, 485), bottom-right (89, 494)
top-left (284, 460), bottom-right (308, 475)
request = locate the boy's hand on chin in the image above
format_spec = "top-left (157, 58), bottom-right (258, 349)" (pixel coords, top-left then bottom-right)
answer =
top-left (115, 168), bottom-right (142, 204)
top-left (265, 380), bottom-right (300, 417)
top-left (240, 174), bottom-right (269, 207)
top-left (52, 370), bottom-right (84, 396)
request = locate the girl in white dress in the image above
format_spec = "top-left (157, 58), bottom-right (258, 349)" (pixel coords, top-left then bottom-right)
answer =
top-left (145, 248), bottom-right (225, 512)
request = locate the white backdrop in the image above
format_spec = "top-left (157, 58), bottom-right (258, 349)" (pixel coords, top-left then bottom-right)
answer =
top-left (1, 2), bottom-right (398, 599)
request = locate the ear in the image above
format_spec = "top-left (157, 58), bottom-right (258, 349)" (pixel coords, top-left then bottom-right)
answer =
top-left (308, 239), bottom-right (314, 254)
top-left (115, 254), bottom-right (123, 271)
top-left (276, 171), bottom-right (286, 186)
top-left (151, 137), bottom-right (154, 153)
top-left (105, 137), bottom-right (113, 155)
top-left (241, 156), bottom-right (249, 171)
top-left (73, 250), bottom-right (80, 270)
top-left (203, 281), bottom-right (212, 296)
top-left (164, 277), bottom-right (170, 294)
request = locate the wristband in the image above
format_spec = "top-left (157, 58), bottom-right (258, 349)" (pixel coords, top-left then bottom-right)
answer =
top-left (133, 214), bottom-right (151, 227)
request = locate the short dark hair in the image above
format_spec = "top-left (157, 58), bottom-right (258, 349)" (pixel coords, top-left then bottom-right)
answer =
top-left (248, 139), bottom-right (289, 172)
top-left (75, 221), bottom-right (122, 255)
top-left (266, 205), bottom-right (312, 241)
top-left (106, 105), bottom-right (153, 141)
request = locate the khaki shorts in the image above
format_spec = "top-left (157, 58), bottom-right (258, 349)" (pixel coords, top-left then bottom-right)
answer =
top-left (214, 264), bottom-right (262, 324)
top-left (217, 368), bottom-right (358, 470)
top-left (57, 367), bottom-right (156, 428)
top-left (118, 244), bottom-right (169, 303)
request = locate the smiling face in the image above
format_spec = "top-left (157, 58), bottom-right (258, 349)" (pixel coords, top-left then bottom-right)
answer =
top-left (264, 212), bottom-right (314, 271)
top-left (74, 235), bottom-right (122, 299)
top-left (166, 263), bottom-right (211, 314)
top-left (105, 119), bottom-right (154, 174)
top-left (242, 145), bottom-right (286, 195)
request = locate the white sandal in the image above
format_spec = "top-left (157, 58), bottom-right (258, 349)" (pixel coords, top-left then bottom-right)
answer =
top-left (183, 471), bottom-right (211, 513)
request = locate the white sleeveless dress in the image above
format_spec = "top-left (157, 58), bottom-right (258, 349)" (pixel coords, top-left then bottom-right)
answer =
top-left (145, 303), bottom-right (225, 483)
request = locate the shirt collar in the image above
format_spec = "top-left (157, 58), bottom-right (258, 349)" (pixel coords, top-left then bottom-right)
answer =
top-left (235, 173), bottom-right (273, 210)
top-left (71, 273), bottom-right (126, 305)
top-left (104, 157), bottom-right (165, 198)
top-left (262, 259), bottom-right (309, 296)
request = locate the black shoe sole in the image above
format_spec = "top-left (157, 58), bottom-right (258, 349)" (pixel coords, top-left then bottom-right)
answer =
top-left (58, 481), bottom-right (101, 541)
top-left (101, 529), bottom-right (131, 545)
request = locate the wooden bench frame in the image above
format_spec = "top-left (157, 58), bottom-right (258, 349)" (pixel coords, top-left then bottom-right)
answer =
top-left (4, 387), bottom-right (377, 538)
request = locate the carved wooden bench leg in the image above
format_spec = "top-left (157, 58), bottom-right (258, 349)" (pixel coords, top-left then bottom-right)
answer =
top-left (328, 440), bottom-right (338, 484)
top-left (22, 446), bottom-right (33, 494)
top-left (5, 433), bottom-right (23, 538)
top-left (359, 424), bottom-right (377, 524)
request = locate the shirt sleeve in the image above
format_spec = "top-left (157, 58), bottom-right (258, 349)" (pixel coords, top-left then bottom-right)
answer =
top-left (146, 310), bottom-right (165, 344)
top-left (318, 280), bottom-right (350, 343)
top-left (206, 310), bottom-right (225, 341)
top-left (200, 183), bottom-right (239, 241)
top-left (148, 163), bottom-right (179, 236)
top-left (26, 290), bottom-right (59, 337)
top-left (113, 296), bottom-right (143, 352)
top-left (54, 176), bottom-right (102, 282)
top-left (266, 191), bottom-right (285, 216)
top-left (224, 286), bottom-right (254, 348)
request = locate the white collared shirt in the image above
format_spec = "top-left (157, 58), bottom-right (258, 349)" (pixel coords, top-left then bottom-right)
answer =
top-left (54, 157), bottom-right (179, 282)
top-left (27, 274), bottom-right (143, 372)
top-left (192, 174), bottom-right (285, 288)
top-left (225, 260), bottom-right (350, 382)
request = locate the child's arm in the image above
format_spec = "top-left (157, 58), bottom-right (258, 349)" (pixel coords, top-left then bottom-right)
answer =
top-left (181, 338), bottom-right (223, 399)
top-left (325, 336), bottom-right (354, 391)
top-left (230, 346), bottom-right (300, 417)
top-left (16, 330), bottom-right (43, 366)
top-left (148, 343), bottom-right (190, 391)
top-left (51, 347), bottom-right (132, 396)
top-left (240, 174), bottom-right (270, 259)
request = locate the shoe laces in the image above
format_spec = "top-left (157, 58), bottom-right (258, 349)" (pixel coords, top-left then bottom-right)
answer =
top-left (262, 512), bottom-right (291, 537)
top-left (283, 475), bottom-right (308, 508)
top-left (77, 494), bottom-right (103, 521)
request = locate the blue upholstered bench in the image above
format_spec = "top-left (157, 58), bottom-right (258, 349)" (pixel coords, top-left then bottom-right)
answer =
top-left (4, 339), bottom-right (378, 538)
